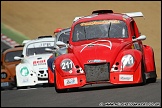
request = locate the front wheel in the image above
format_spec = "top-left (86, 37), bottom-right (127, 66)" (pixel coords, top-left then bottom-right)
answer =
top-left (17, 86), bottom-right (28, 89)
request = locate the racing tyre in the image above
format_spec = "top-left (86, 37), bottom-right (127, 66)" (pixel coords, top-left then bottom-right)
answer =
top-left (54, 72), bottom-right (67, 93)
top-left (141, 61), bottom-right (146, 85)
top-left (147, 78), bottom-right (157, 83)
top-left (48, 83), bottom-right (55, 87)
top-left (17, 86), bottom-right (28, 89)
top-left (69, 87), bottom-right (79, 92)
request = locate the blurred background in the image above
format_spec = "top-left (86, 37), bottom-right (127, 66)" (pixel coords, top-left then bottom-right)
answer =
top-left (1, 1), bottom-right (161, 78)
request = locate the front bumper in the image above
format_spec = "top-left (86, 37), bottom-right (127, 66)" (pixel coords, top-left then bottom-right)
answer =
top-left (1, 81), bottom-right (15, 89)
top-left (56, 69), bottom-right (143, 89)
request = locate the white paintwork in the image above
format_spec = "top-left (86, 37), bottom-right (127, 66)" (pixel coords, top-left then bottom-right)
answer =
top-left (15, 37), bottom-right (55, 87)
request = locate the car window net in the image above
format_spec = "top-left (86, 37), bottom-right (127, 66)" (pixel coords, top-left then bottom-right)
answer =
top-left (72, 20), bottom-right (128, 42)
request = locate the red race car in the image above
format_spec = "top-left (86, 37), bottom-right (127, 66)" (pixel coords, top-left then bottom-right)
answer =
top-left (47, 28), bottom-right (70, 86)
top-left (54, 10), bottom-right (157, 93)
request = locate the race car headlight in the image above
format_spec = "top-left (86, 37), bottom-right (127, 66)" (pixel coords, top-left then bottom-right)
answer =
top-left (121, 54), bottom-right (134, 67)
top-left (60, 59), bottom-right (74, 72)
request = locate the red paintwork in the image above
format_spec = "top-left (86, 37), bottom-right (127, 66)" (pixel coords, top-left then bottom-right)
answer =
top-left (48, 55), bottom-right (54, 84)
top-left (54, 11), bottom-right (156, 90)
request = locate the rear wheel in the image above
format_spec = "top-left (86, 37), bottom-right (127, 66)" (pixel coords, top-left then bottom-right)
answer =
top-left (146, 60), bottom-right (157, 83)
top-left (147, 78), bottom-right (157, 83)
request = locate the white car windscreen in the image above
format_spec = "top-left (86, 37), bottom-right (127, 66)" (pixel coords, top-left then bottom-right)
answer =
top-left (26, 41), bottom-right (54, 56)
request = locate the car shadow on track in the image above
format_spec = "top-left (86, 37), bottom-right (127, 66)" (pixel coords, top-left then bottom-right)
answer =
top-left (67, 79), bottom-right (160, 93)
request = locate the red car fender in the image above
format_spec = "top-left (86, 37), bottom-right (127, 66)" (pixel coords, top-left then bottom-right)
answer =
top-left (47, 55), bottom-right (55, 84)
top-left (48, 66), bottom-right (54, 83)
top-left (112, 49), bottom-right (143, 72)
top-left (55, 53), bottom-right (83, 77)
top-left (143, 45), bottom-right (156, 72)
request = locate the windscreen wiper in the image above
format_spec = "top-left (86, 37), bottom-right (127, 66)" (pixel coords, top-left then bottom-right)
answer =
top-left (107, 22), bottom-right (111, 38)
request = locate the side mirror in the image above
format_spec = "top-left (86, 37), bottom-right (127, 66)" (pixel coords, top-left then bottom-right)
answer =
top-left (14, 56), bottom-right (23, 60)
top-left (54, 28), bottom-right (62, 34)
top-left (56, 41), bottom-right (66, 46)
top-left (56, 41), bottom-right (67, 48)
top-left (45, 48), bottom-right (54, 52)
top-left (132, 35), bottom-right (146, 42)
top-left (45, 48), bottom-right (58, 54)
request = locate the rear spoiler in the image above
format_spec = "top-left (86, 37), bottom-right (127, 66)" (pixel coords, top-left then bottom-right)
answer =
top-left (73, 11), bottom-right (144, 22)
top-left (91, 10), bottom-right (144, 18)
top-left (73, 16), bottom-right (84, 22)
top-left (123, 12), bottom-right (144, 18)
top-left (22, 40), bottom-right (30, 45)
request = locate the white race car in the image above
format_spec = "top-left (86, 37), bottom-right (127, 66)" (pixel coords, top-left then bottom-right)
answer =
top-left (14, 36), bottom-right (56, 89)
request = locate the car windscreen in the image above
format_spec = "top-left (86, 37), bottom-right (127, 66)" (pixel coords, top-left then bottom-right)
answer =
top-left (5, 50), bottom-right (22, 62)
top-left (57, 31), bottom-right (70, 43)
top-left (26, 41), bottom-right (54, 56)
top-left (72, 20), bottom-right (128, 42)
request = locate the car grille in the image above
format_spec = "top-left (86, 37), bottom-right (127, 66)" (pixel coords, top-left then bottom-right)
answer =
top-left (39, 70), bottom-right (44, 74)
top-left (38, 78), bottom-right (48, 81)
top-left (37, 70), bottom-right (48, 81)
top-left (84, 62), bottom-right (110, 82)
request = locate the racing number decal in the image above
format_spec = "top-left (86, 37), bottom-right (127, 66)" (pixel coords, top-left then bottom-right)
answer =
top-left (61, 59), bottom-right (73, 71)
top-left (1, 72), bottom-right (7, 79)
top-left (20, 67), bottom-right (29, 76)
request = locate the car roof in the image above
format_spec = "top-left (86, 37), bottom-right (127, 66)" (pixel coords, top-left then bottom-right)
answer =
top-left (73, 13), bottom-right (131, 24)
top-left (56, 27), bottom-right (71, 36)
top-left (25, 36), bottom-right (55, 45)
top-left (2, 46), bottom-right (23, 54)
top-left (73, 10), bottom-right (144, 25)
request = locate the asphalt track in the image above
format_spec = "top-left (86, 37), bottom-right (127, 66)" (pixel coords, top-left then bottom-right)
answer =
top-left (1, 80), bottom-right (161, 107)
top-left (1, 41), bottom-right (161, 107)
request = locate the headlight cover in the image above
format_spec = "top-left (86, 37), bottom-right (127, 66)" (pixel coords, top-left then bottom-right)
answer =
top-left (121, 54), bottom-right (134, 68)
top-left (60, 59), bottom-right (74, 72)
top-left (1, 72), bottom-right (7, 79)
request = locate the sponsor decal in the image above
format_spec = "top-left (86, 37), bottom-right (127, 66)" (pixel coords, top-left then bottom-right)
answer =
top-left (39, 42), bottom-right (52, 47)
top-left (119, 74), bottom-right (133, 81)
top-left (33, 59), bottom-right (46, 66)
top-left (20, 67), bottom-right (29, 76)
top-left (28, 41), bottom-right (54, 48)
top-left (1, 82), bottom-right (9, 87)
top-left (64, 77), bottom-right (78, 86)
top-left (88, 59), bottom-right (106, 63)
top-left (23, 78), bottom-right (29, 83)
top-left (69, 70), bottom-right (73, 74)
top-left (80, 20), bottom-right (120, 26)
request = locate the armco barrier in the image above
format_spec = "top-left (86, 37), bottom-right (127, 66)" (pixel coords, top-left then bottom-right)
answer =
top-left (1, 33), bottom-right (19, 48)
